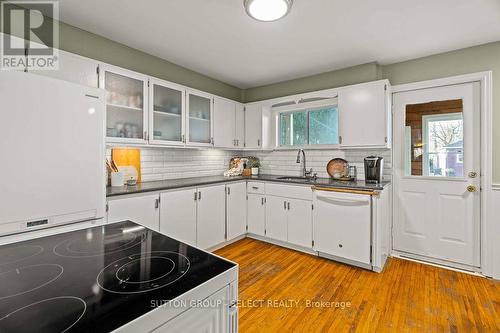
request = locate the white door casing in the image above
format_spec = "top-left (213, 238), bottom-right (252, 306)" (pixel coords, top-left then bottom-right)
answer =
top-left (393, 82), bottom-right (481, 268)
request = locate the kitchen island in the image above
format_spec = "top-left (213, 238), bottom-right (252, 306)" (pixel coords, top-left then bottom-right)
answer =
top-left (0, 221), bottom-right (238, 333)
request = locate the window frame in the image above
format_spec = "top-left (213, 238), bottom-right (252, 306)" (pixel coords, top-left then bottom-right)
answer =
top-left (274, 98), bottom-right (340, 150)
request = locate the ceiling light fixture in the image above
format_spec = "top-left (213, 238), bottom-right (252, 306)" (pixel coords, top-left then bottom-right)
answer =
top-left (244, 0), bottom-right (293, 22)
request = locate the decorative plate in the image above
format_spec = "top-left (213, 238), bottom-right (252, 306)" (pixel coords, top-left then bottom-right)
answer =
top-left (326, 158), bottom-right (348, 178)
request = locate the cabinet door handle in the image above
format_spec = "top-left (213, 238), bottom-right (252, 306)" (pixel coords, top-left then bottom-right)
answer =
top-left (227, 187), bottom-right (231, 195)
top-left (198, 191), bottom-right (201, 200)
top-left (155, 198), bottom-right (159, 209)
top-left (284, 201), bottom-right (286, 210)
top-left (261, 197), bottom-right (264, 205)
top-left (252, 186), bottom-right (259, 190)
top-left (257, 139), bottom-right (261, 146)
top-left (194, 192), bottom-right (198, 201)
top-left (287, 202), bottom-right (290, 210)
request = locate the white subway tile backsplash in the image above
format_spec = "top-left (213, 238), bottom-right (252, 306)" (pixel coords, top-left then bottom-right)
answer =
top-left (107, 147), bottom-right (238, 182)
top-left (106, 146), bottom-right (392, 183)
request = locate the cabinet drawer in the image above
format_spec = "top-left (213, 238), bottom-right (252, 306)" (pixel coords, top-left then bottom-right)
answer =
top-left (266, 183), bottom-right (312, 201)
top-left (247, 182), bottom-right (265, 194)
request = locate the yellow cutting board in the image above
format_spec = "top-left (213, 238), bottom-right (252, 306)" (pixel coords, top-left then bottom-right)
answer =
top-left (111, 148), bottom-right (141, 182)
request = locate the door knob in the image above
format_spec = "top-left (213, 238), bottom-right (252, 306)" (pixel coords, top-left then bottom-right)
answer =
top-left (467, 185), bottom-right (477, 193)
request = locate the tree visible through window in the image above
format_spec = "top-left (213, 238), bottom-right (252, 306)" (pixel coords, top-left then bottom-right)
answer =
top-left (279, 106), bottom-right (338, 146)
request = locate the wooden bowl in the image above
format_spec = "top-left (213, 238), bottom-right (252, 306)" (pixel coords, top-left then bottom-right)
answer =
top-left (326, 158), bottom-right (348, 178)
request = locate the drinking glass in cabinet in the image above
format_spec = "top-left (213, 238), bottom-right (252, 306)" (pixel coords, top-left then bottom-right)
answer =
top-left (189, 94), bottom-right (211, 143)
top-left (152, 84), bottom-right (183, 142)
top-left (105, 71), bottom-right (144, 139)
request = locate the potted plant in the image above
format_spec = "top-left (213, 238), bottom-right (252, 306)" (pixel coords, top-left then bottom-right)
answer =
top-left (248, 159), bottom-right (261, 176)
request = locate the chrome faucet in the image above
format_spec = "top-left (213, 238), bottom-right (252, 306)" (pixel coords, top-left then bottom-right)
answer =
top-left (296, 149), bottom-right (313, 178)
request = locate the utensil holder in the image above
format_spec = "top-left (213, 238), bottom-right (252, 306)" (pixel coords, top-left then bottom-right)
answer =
top-left (111, 172), bottom-right (124, 187)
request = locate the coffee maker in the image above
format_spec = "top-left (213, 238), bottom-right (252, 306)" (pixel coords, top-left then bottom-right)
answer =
top-left (364, 156), bottom-right (384, 183)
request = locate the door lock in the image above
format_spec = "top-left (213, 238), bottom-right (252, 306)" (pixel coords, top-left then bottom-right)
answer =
top-left (466, 185), bottom-right (477, 193)
top-left (468, 171), bottom-right (478, 178)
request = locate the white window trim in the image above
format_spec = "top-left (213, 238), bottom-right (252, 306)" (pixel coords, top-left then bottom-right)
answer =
top-left (274, 98), bottom-right (339, 149)
top-left (422, 112), bottom-right (463, 177)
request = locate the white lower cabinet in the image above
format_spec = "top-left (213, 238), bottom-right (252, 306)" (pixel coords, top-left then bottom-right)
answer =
top-left (265, 195), bottom-right (313, 248)
top-left (287, 198), bottom-right (313, 248)
top-left (226, 183), bottom-right (247, 240)
top-left (160, 188), bottom-right (197, 245)
top-left (107, 194), bottom-right (160, 231)
top-left (247, 194), bottom-right (266, 236)
top-left (197, 185), bottom-right (226, 249)
top-left (153, 285), bottom-right (232, 333)
top-left (265, 196), bottom-right (288, 242)
top-left (159, 185), bottom-right (225, 249)
top-left (313, 191), bottom-right (372, 266)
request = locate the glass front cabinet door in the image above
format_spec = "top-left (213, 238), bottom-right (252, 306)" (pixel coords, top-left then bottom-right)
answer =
top-left (186, 89), bottom-right (213, 146)
top-left (101, 65), bottom-right (148, 144)
top-left (149, 79), bottom-right (186, 145)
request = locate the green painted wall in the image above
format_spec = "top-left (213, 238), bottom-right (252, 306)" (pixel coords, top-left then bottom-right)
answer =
top-left (242, 62), bottom-right (380, 102)
top-left (0, 6), bottom-right (242, 101)
top-left (243, 41), bottom-right (500, 182)
top-left (382, 41), bottom-right (500, 183)
top-left (57, 22), bottom-right (242, 101)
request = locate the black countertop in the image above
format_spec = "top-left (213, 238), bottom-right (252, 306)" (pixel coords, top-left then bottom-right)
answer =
top-left (0, 221), bottom-right (236, 333)
top-left (107, 174), bottom-right (390, 197)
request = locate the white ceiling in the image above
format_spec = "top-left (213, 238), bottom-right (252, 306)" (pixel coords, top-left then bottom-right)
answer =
top-left (57, 0), bottom-right (500, 89)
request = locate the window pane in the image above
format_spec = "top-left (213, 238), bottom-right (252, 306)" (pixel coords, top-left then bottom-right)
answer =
top-left (279, 113), bottom-right (291, 146)
top-left (291, 112), bottom-right (308, 145)
top-left (425, 115), bottom-right (463, 177)
top-left (404, 99), bottom-right (464, 177)
top-left (309, 107), bottom-right (339, 144)
top-left (279, 111), bottom-right (308, 146)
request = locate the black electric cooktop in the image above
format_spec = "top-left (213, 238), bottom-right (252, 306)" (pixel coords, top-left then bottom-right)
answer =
top-left (0, 221), bottom-right (235, 333)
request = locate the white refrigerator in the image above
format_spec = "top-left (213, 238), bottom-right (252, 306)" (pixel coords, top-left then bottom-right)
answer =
top-left (0, 71), bottom-right (105, 239)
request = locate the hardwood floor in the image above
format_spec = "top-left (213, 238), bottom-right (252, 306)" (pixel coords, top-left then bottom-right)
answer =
top-left (215, 238), bottom-right (500, 333)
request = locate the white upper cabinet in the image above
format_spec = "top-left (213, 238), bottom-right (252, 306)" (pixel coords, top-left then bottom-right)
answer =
top-left (29, 50), bottom-right (99, 88)
top-left (186, 89), bottom-right (213, 146)
top-left (235, 103), bottom-right (245, 148)
top-left (213, 97), bottom-right (236, 148)
top-left (149, 78), bottom-right (186, 146)
top-left (244, 103), bottom-right (263, 149)
top-left (100, 65), bottom-right (149, 144)
top-left (338, 80), bottom-right (391, 148)
top-left (213, 98), bottom-right (246, 149)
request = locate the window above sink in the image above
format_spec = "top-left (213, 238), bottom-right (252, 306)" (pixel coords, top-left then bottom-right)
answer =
top-left (276, 98), bottom-right (339, 148)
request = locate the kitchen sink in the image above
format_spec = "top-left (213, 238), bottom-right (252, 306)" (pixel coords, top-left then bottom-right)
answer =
top-left (276, 176), bottom-right (314, 181)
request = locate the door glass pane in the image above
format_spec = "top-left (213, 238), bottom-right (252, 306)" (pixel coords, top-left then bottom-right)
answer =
top-left (152, 84), bottom-right (182, 142)
top-left (105, 71), bottom-right (144, 139)
top-left (309, 107), bottom-right (339, 144)
top-left (404, 99), bottom-right (464, 177)
top-left (279, 111), bottom-right (308, 146)
top-left (189, 94), bottom-right (211, 143)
